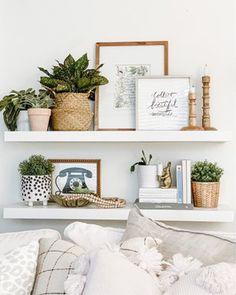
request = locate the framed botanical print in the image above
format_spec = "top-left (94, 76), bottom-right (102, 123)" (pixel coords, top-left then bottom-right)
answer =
top-left (50, 159), bottom-right (101, 196)
top-left (136, 76), bottom-right (190, 130)
top-left (95, 41), bottom-right (168, 130)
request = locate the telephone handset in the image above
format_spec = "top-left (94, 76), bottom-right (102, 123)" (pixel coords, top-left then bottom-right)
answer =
top-left (55, 167), bottom-right (92, 194)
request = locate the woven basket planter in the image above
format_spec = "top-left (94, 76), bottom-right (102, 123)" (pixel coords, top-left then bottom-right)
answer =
top-left (51, 93), bottom-right (93, 131)
top-left (192, 181), bottom-right (220, 208)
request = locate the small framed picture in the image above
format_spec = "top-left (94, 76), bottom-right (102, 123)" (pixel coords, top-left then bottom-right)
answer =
top-left (136, 76), bottom-right (190, 130)
top-left (49, 159), bottom-right (101, 196)
top-left (95, 41), bottom-right (169, 130)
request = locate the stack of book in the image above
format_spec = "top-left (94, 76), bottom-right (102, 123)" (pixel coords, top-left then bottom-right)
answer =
top-left (136, 159), bottom-right (193, 210)
top-left (176, 159), bottom-right (192, 205)
top-left (139, 188), bottom-right (177, 203)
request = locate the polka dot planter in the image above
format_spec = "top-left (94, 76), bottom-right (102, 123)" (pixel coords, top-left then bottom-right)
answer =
top-left (21, 175), bottom-right (51, 206)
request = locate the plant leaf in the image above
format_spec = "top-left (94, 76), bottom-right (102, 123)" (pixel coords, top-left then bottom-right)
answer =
top-left (64, 54), bottom-right (75, 67)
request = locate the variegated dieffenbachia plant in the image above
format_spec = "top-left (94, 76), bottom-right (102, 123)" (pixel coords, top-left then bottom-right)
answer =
top-left (39, 53), bottom-right (109, 97)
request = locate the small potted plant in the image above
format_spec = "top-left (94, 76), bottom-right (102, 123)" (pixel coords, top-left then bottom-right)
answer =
top-left (19, 155), bottom-right (54, 206)
top-left (27, 90), bottom-right (54, 131)
top-left (130, 150), bottom-right (157, 188)
top-left (0, 88), bottom-right (35, 131)
top-left (39, 53), bottom-right (109, 131)
top-left (191, 160), bottom-right (224, 208)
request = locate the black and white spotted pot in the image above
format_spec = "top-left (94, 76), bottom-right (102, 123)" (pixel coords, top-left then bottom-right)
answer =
top-left (21, 175), bottom-right (51, 206)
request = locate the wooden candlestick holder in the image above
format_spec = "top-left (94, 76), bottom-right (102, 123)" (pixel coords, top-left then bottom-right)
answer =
top-left (181, 90), bottom-right (203, 131)
top-left (202, 76), bottom-right (217, 131)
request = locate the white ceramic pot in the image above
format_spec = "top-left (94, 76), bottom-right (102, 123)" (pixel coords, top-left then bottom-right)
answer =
top-left (28, 108), bottom-right (51, 131)
top-left (17, 110), bottom-right (31, 131)
top-left (138, 165), bottom-right (158, 188)
top-left (21, 175), bottom-right (51, 206)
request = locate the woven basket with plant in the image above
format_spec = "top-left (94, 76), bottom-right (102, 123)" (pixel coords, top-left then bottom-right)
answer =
top-left (191, 160), bottom-right (224, 208)
top-left (39, 54), bottom-right (108, 131)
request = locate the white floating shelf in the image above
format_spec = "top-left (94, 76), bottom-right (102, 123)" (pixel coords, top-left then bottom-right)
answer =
top-left (4, 131), bottom-right (232, 143)
top-left (2, 203), bottom-right (234, 222)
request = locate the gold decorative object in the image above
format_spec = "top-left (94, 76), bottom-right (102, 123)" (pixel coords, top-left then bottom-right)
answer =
top-left (181, 86), bottom-right (204, 131)
top-left (160, 162), bottom-right (172, 188)
top-left (52, 193), bottom-right (126, 208)
top-left (202, 65), bottom-right (217, 131)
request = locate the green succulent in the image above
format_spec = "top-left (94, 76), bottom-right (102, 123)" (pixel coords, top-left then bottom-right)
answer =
top-left (39, 53), bottom-right (109, 96)
top-left (0, 88), bottom-right (35, 131)
top-left (130, 150), bottom-right (153, 172)
top-left (191, 160), bottom-right (224, 182)
top-left (19, 155), bottom-right (54, 176)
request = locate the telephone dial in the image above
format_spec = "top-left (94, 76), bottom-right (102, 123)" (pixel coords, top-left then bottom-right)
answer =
top-left (55, 167), bottom-right (92, 194)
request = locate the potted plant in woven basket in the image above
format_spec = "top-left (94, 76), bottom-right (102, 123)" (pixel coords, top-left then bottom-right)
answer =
top-left (27, 90), bottom-right (55, 131)
top-left (39, 53), bottom-right (109, 131)
top-left (19, 155), bottom-right (54, 207)
top-left (191, 160), bottom-right (224, 208)
top-left (0, 88), bottom-right (35, 131)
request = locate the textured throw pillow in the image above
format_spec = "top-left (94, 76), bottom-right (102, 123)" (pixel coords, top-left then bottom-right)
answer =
top-left (0, 229), bottom-right (61, 255)
top-left (64, 221), bottom-right (124, 251)
top-left (0, 241), bottom-right (39, 295)
top-left (164, 264), bottom-right (236, 295)
top-left (122, 207), bottom-right (236, 265)
top-left (163, 270), bottom-right (211, 295)
top-left (32, 238), bottom-right (85, 295)
top-left (65, 248), bottom-right (162, 295)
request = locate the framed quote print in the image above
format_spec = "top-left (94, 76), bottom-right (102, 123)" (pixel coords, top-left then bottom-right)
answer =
top-left (49, 159), bottom-right (101, 196)
top-left (136, 76), bottom-right (190, 130)
top-left (95, 41), bottom-right (169, 130)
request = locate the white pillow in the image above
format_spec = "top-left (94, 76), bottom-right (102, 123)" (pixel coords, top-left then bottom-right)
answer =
top-left (0, 229), bottom-right (61, 255)
top-left (64, 222), bottom-right (124, 251)
top-left (164, 264), bottom-right (236, 295)
top-left (164, 270), bottom-right (210, 295)
top-left (0, 241), bottom-right (39, 295)
top-left (65, 248), bottom-right (161, 295)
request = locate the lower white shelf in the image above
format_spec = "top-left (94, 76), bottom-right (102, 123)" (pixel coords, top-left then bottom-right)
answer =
top-left (2, 203), bottom-right (235, 222)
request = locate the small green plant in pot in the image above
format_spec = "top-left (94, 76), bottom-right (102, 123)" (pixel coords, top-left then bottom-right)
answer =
top-left (191, 160), bottom-right (224, 208)
top-left (0, 88), bottom-right (35, 131)
top-left (27, 90), bottom-right (55, 131)
top-left (19, 155), bottom-right (54, 206)
top-left (130, 150), bottom-right (157, 188)
top-left (39, 53), bottom-right (109, 131)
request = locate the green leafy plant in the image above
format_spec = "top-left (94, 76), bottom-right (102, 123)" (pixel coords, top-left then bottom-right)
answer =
top-left (26, 90), bottom-right (55, 108)
top-left (130, 150), bottom-right (153, 172)
top-left (0, 88), bottom-right (35, 131)
top-left (39, 53), bottom-right (109, 96)
top-left (191, 160), bottom-right (224, 182)
top-left (73, 187), bottom-right (94, 194)
top-left (19, 155), bottom-right (54, 176)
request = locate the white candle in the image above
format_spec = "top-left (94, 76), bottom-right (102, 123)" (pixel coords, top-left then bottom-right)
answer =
top-left (157, 163), bottom-right (163, 176)
top-left (203, 64), bottom-right (209, 76)
top-left (190, 86), bottom-right (196, 94)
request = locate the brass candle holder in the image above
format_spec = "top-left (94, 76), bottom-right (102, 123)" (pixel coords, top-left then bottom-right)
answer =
top-left (181, 86), bottom-right (203, 131)
top-left (202, 75), bottom-right (217, 131)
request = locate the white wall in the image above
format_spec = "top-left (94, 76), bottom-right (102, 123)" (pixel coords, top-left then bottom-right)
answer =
top-left (0, 0), bottom-right (235, 234)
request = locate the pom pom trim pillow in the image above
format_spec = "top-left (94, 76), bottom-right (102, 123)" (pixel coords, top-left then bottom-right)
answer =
top-left (122, 207), bottom-right (236, 265)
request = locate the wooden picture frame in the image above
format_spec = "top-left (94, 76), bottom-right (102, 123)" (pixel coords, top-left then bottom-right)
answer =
top-left (49, 159), bottom-right (101, 196)
top-left (136, 76), bottom-right (190, 130)
top-left (95, 41), bottom-right (169, 131)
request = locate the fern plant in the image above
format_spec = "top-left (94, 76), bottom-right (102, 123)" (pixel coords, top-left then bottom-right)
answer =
top-left (19, 155), bottom-right (54, 176)
top-left (191, 160), bottom-right (224, 182)
top-left (130, 150), bottom-right (153, 172)
top-left (39, 53), bottom-right (108, 96)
